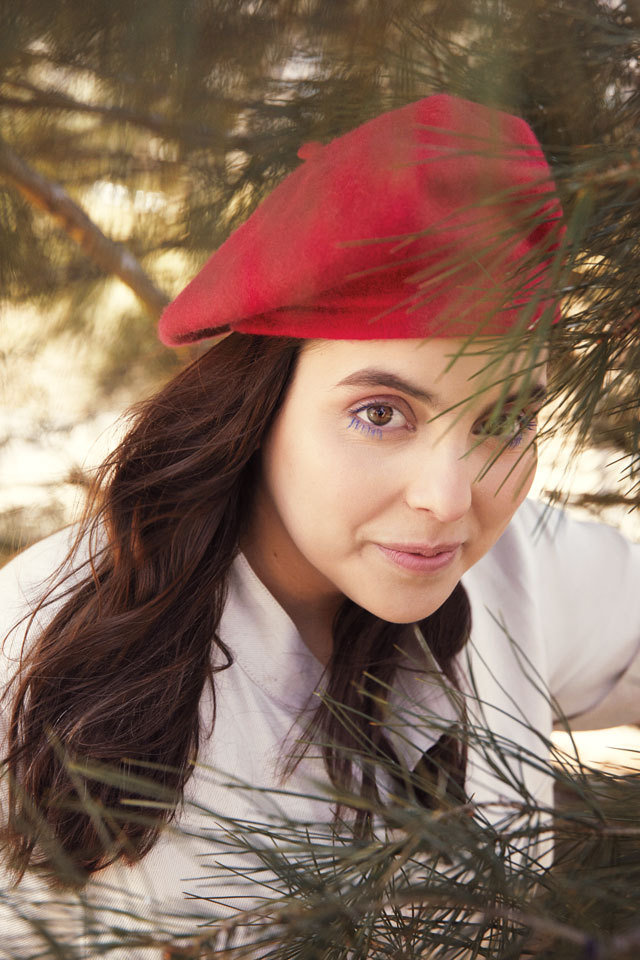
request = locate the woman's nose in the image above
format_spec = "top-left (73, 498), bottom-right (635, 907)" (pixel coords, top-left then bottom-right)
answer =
top-left (403, 438), bottom-right (474, 523)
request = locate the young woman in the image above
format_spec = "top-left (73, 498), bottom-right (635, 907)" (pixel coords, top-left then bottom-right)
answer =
top-left (1, 94), bottom-right (640, 955)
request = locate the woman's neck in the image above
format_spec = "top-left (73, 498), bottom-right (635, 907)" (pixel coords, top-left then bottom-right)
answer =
top-left (241, 501), bottom-right (343, 666)
top-left (241, 540), bottom-right (341, 665)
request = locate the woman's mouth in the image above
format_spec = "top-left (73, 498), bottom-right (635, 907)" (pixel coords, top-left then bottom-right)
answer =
top-left (374, 542), bottom-right (462, 573)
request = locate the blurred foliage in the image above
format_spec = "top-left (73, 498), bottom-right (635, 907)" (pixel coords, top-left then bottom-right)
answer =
top-left (0, 2), bottom-right (638, 554)
top-left (3, 686), bottom-right (640, 958)
top-left (0, 0), bottom-right (638, 440)
top-left (0, 3), bottom-right (638, 504)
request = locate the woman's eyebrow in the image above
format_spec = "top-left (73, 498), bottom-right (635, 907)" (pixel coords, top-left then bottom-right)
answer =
top-left (475, 383), bottom-right (548, 420)
top-left (335, 369), bottom-right (439, 404)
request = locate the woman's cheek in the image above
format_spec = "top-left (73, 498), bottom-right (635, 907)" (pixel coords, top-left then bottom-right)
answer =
top-left (310, 429), bottom-right (399, 530)
top-left (493, 445), bottom-right (538, 516)
top-left (319, 433), bottom-right (383, 502)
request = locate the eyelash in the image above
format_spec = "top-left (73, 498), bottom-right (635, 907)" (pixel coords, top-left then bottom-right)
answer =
top-left (347, 399), bottom-right (539, 448)
top-left (478, 412), bottom-right (539, 449)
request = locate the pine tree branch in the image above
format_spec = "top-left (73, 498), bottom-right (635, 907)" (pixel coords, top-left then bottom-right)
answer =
top-left (1, 80), bottom-right (285, 150)
top-left (0, 136), bottom-right (169, 319)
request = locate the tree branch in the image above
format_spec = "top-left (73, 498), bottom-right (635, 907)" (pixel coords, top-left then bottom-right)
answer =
top-left (0, 136), bottom-right (169, 319)
top-left (2, 79), bottom-right (289, 150)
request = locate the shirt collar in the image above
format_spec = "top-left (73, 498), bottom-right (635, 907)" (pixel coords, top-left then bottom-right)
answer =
top-left (221, 553), bottom-right (459, 764)
top-left (220, 552), bottom-right (325, 713)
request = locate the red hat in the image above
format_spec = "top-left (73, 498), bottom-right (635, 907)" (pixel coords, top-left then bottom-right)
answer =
top-left (159, 94), bottom-right (564, 346)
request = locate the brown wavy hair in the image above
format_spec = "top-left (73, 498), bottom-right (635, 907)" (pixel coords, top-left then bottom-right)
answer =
top-left (2, 332), bottom-right (470, 884)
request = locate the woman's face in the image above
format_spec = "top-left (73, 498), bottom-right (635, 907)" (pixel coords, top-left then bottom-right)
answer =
top-left (246, 337), bottom-right (546, 626)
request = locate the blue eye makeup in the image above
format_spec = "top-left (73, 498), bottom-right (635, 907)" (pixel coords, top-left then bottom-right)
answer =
top-left (347, 416), bottom-right (384, 440)
top-left (505, 414), bottom-right (539, 448)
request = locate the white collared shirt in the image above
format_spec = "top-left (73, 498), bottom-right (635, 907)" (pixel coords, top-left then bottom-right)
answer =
top-left (1, 499), bottom-right (639, 955)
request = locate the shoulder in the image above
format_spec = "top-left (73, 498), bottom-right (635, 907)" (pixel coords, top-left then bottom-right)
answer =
top-left (1, 525), bottom-right (85, 608)
top-left (471, 497), bottom-right (638, 583)
top-left (466, 498), bottom-right (640, 722)
top-left (0, 525), bottom-right (89, 670)
top-left (464, 496), bottom-right (640, 634)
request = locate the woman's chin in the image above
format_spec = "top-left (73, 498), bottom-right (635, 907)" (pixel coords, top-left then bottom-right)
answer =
top-left (369, 607), bottom-right (444, 625)
top-left (348, 585), bottom-right (457, 625)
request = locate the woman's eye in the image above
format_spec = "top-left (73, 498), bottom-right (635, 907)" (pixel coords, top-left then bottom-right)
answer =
top-left (348, 401), bottom-right (408, 436)
top-left (475, 410), bottom-right (539, 448)
top-left (364, 404), bottom-right (394, 426)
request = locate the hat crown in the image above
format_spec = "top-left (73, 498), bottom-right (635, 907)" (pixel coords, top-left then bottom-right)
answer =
top-left (159, 94), bottom-right (564, 346)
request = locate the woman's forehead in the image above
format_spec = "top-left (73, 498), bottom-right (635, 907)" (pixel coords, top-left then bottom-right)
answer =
top-left (298, 337), bottom-right (547, 399)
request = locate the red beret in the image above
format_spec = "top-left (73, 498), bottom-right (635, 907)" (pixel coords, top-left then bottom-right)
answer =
top-left (159, 94), bottom-right (564, 346)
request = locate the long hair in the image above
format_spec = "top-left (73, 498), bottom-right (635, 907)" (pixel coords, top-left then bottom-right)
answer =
top-left (2, 332), bottom-right (470, 883)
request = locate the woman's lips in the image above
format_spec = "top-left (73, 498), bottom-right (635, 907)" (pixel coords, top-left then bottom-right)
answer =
top-left (375, 542), bottom-right (462, 573)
